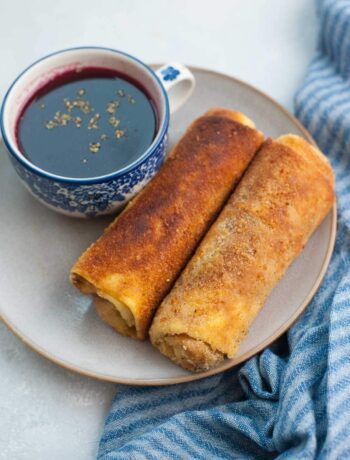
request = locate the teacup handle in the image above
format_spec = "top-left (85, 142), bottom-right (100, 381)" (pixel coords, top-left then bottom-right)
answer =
top-left (155, 63), bottom-right (195, 114)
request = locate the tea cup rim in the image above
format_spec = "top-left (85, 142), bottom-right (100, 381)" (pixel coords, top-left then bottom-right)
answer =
top-left (0, 46), bottom-right (170, 185)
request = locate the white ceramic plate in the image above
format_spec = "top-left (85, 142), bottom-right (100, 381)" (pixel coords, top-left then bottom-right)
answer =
top-left (0, 66), bottom-right (336, 385)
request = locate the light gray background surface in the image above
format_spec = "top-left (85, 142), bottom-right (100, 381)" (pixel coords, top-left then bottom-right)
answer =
top-left (0, 1), bottom-right (317, 458)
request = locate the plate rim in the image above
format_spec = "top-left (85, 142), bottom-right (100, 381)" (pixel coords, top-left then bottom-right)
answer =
top-left (0, 65), bottom-right (337, 386)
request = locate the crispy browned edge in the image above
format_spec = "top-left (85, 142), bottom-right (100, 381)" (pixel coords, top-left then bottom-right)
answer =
top-left (150, 134), bottom-right (335, 372)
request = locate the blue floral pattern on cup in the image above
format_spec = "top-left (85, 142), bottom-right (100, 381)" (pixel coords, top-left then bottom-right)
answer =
top-left (9, 135), bottom-right (167, 218)
top-left (160, 66), bottom-right (180, 82)
top-left (0, 48), bottom-right (198, 217)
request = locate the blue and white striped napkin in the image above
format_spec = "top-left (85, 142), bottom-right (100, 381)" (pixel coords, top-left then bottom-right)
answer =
top-left (98, 1), bottom-right (350, 457)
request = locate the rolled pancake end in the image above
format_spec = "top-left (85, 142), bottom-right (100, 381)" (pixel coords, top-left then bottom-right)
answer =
top-left (205, 108), bottom-right (257, 130)
top-left (152, 334), bottom-right (224, 372)
top-left (70, 273), bottom-right (137, 338)
top-left (94, 296), bottom-right (137, 338)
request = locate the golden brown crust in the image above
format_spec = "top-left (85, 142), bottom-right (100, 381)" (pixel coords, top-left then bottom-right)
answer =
top-left (150, 136), bottom-right (335, 370)
top-left (71, 109), bottom-right (264, 339)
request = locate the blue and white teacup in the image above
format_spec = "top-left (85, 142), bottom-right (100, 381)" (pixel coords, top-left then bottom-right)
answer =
top-left (0, 47), bottom-right (195, 217)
